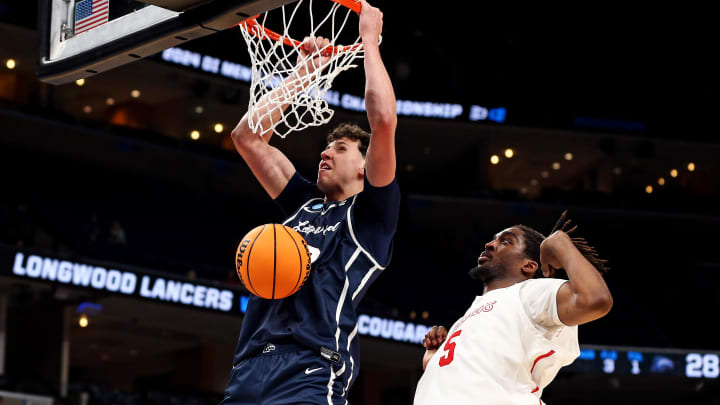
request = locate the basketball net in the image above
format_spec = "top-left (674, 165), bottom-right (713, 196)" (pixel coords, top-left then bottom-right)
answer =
top-left (239, 0), bottom-right (367, 138)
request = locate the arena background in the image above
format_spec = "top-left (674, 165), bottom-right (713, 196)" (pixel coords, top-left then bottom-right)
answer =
top-left (1, 1), bottom-right (719, 404)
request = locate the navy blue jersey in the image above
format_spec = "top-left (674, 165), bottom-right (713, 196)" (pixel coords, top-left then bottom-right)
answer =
top-left (231, 171), bottom-right (400, 389)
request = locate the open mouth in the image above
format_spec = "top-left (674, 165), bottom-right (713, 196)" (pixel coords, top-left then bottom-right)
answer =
top-left (319, 162), bottom-right (331, 171)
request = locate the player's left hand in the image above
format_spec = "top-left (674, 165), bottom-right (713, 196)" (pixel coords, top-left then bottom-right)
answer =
top-left (421, 325), bottom-right (447, 370)
top-left (539, 230), bottom-right (573, 277)
top-left (422, 325), bottom-right (448, 350)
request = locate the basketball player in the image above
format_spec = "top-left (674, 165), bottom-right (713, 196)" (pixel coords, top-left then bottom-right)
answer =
top-left (222, 1), bottom-right (399, 404)
top-left (414, 213), bottom-right (613, 405)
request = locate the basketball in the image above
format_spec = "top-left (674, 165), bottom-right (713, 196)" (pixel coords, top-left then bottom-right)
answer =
top-left (235, 224), bottom-right (312, 299)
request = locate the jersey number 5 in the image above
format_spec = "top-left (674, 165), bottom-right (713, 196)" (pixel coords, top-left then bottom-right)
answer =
top-left (439, 330), bottom-right (462, 367)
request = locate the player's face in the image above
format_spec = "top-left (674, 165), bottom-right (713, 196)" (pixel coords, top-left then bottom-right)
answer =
top-left (317, 138), bottom-right (365, 194)
top-left (470, 228), bottom-right (528, 282)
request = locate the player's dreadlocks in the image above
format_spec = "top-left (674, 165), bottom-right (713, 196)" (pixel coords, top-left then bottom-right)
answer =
top-left (516, 210), bottom-right (609, 278)
top-left (549, 210), bottom-right (609, 274)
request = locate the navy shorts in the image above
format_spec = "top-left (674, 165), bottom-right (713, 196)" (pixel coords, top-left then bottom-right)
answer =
top-left (220, 343), bottom-right (349, 405)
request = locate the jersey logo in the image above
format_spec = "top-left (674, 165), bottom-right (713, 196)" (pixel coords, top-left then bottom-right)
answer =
top-left (304, 367), bottom-right (324, 375)
top-left (262, 343), bottom-right (276, 354)
top-left (305, 203), bottom-right (336, 214)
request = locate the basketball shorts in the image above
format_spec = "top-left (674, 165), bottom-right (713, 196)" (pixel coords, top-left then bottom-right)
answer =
top-left (220, 343), bottom-right (349, 405)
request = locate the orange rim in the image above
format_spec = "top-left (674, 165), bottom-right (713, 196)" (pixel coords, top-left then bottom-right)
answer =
top-left (238, 0), bottom-right (363, 55)
top-left (331, 0), bottom-right (361, 14)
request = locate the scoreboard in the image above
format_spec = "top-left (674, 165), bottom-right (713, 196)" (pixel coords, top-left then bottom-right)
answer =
top-left (566, 345), bottom-right (720, 379)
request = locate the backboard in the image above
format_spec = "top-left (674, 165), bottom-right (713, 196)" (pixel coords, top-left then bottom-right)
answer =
top-left (37, 0), bottom-right (296, 85)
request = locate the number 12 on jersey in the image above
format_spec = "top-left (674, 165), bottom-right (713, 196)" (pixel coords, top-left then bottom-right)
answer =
top-left (439, 330), bottom-right (462, 367)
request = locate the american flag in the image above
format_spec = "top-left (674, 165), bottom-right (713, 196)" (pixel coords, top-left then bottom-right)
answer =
top-left (74, 0), bottom-right (110, 35)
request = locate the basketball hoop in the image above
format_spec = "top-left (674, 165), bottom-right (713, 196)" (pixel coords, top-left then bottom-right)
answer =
top-left (238, 0), bottom-right (368, 138)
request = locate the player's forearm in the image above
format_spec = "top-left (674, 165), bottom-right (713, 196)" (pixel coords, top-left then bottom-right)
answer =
top-left (363, 42), bottom-right (397, 132)
top-left (356, 1), bottom-right (396, 184)
top-left (558, 242), bottom-right (613, 314)
top-left (231, 74), bottom-right (307, 147)
top-left (362, 41), bottom-right (397, 186)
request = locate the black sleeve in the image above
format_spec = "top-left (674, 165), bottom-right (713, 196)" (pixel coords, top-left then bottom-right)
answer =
top-left (273, 172), bottom-right (322, 217)
top-left (351, 174), bottom-right (401, 265)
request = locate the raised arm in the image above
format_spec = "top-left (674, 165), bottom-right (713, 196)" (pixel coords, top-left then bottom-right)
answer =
top-left (230, 37), bottom-right (332, 198)
top-left (540, 231), bottom-right (613, 326)
top-left (230, 106), bottom-right (295, 199)
top-left (359, 0), bottom-right (397, 187)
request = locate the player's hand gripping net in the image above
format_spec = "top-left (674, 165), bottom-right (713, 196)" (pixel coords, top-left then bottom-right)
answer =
top-left (239, 0), bottom-right (373, 138)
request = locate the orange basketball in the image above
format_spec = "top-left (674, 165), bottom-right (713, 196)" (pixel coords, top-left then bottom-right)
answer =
top-left (235, 224), bottom-right (312, 299)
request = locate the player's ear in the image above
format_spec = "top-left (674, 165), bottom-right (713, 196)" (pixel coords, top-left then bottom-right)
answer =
top-left (521, 259), bottom-right (538, 278)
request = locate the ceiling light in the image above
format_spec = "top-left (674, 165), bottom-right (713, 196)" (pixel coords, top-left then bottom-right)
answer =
top-left (687, 162), bottom-right (696, 172)
top-left (541, 171), bottom-right (549, 179)
top-left (645, 185), bottom-right (653, 194)
top-left (552, 162), bottom-right (561, 170)
top-left (504, 148), bottom-right (514, 158)
top-left (75, 78), bottom-right (85, 86)
top-left (79, 314), bottom-right (89, 328)
top-left (194, 105), bottom-right (204, 114)
top-left (658, 177), bottom-right (665, 186)
top-left (490, 155), bottom-right (500, 165)
top-left (5, 59), bottom-right (16, 69)
top-left (214, 123), bottom-right (224, 133)
top-left (82, 105), bottom-right (92, 114)
top-left (130, 89), bottom-right (141, 98)
top-left (190, 130), bottom-right (200, 140)
top-left (106, 97), bottom-right (115, 106)
top-left (564, 152), bottom-right (573, 161)
top-left (670, 169), bottom-right (678, 178)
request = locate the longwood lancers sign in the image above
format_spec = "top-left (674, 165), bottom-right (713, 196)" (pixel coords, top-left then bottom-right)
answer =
top-left (9, 251), bottom-right (236, 312)
top-left (2, 247), bottom-right (428, 345)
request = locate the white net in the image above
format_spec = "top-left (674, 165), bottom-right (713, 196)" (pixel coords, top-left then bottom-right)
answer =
top-left (239, 0), bottom-right (366, 138)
